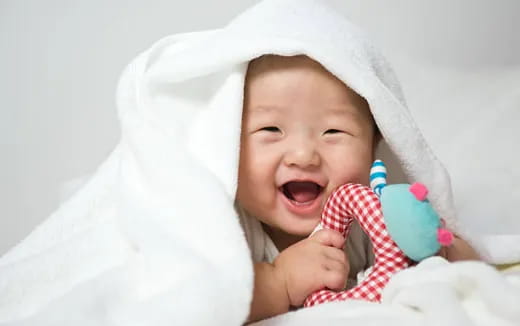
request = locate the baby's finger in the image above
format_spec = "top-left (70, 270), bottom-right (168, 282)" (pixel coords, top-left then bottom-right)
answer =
top-left (322, 268), bottom-right (347, 291)
top-left (311, 229), bottom-right (345, 249)
top-left (323, 259), bottom-right (348, 274)
top-left (323, 246), bottom-right (347, 263)
top-left (323, 247), bottom-right (349, 272)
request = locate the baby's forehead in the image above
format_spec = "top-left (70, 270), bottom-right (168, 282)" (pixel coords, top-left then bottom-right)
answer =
top-left (245, 54), bottom-right (356, 100)
top-left (246, 55), bottom-right (368, 107)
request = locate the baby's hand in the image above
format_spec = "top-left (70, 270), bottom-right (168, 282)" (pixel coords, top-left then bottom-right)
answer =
top-left (272, 229), bottom-right (349, 307)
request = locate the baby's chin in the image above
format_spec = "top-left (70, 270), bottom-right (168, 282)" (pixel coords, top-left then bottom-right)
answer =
top-left (263, 217), bottom-right (318, 237)
top-left (278, 218), bottom-right (321, 237)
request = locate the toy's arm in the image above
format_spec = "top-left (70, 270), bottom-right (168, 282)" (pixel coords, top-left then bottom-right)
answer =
top-left (438, 235), bottom-right (480, 261)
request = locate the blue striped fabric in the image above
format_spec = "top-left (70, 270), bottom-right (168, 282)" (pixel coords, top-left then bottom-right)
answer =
top-left (369, 172), bottom-right (387, 181)
top-left (370, 160), bottom-right (387, 196)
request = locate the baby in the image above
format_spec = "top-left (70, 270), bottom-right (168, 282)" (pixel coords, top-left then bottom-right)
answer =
top-left (236, 54), bottom-right (480, 322)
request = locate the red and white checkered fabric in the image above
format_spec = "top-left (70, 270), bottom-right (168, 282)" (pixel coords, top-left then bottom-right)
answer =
top-left (303, 183), bottom-right (412, 307)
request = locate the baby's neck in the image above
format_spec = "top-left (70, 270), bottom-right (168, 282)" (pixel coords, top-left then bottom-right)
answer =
top-left (262, 223), bottom-right (305, 252)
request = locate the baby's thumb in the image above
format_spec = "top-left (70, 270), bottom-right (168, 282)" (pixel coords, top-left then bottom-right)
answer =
top-left (311, 229), bottom-right (345, 248)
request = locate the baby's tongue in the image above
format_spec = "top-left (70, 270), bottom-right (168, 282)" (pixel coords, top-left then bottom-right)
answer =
top-left (285, 182), bottom-right (319, 203)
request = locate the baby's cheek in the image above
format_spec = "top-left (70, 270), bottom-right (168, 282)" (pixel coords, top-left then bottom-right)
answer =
top-left (330, 161), bottom-right (369, 185)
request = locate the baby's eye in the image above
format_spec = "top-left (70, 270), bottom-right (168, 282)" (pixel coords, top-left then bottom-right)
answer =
top-left (260, 126), bottom-right (281, 132)
top-left (324, 129), bottom-right (344, 134)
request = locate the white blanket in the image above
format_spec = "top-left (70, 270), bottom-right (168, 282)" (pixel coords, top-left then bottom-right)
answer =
top-left (253, 257), bottom-right (520, 326)
top-left (1, 0), bottom-right (518, 325)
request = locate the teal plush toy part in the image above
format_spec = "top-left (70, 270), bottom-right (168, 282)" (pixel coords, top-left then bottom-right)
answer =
top-left (370, 160), bottom-right (453, 261)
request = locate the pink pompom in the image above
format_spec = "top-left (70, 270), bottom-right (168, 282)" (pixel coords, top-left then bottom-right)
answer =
top-left (409, 182), bottom-right (428, 201)
top-left (437, 228), bottom-right (454, 246)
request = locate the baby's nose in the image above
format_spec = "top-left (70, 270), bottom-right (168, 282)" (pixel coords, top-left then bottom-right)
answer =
top-left (283, 139), bottom-right (320, 168)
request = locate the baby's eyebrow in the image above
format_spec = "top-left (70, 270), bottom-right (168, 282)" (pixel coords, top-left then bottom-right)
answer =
top-left (326, 106), bottom-right (365, 121)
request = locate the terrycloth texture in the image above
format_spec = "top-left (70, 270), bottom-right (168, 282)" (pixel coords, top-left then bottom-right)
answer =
top-left (390, 56), bottom-right (520, 264)
top-left (0, 0), bottom-right (474, 324)
top-left (252, 257), bottom-right (520, 326)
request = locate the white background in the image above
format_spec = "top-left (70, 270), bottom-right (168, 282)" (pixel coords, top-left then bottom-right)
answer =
top-left (1, 0), bottom-right (519, 255)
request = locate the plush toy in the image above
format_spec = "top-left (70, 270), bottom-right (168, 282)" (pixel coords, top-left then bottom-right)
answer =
top-left (303, 160), bottom-right (454, 307)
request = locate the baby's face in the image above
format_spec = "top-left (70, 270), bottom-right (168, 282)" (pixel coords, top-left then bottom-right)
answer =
top-left (237, 55), bottom-right (375, 239)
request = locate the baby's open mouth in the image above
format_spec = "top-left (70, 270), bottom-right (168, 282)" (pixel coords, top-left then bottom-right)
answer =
top-left (281, 181), bottom-right (323, 204)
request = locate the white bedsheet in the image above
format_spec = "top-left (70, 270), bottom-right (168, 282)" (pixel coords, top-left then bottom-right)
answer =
top-left (253, 257), bottom-right (520, 326)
